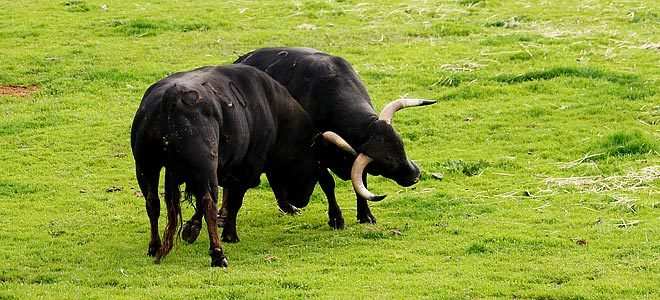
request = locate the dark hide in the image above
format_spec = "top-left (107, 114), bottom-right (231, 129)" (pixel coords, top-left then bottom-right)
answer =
top-left (235, 47), bottom-right (422, 226)
top-left (131, 65), bottom-right (321, 267)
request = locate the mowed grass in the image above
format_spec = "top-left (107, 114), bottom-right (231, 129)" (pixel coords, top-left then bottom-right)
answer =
top-left (1, 0), bottom-right (658, 299)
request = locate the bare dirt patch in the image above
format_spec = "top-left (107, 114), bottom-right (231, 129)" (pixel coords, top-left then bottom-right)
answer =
top-left (0, 85), bottom-right (39, 97)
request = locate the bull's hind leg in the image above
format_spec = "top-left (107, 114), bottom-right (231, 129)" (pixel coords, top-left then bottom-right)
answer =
top-left (136, 166), bottom-right (162, 256)
top-left (155, 171), bottom-right (181, 263)
top-left (221, 187), bottom-right (247, 243)
top-left (181, 196), bottom-right (203, 244)
top-left (217, 190), bottom-right (230, 227)
top-left (182, 188), bottom-right (228, 243)
top-left (356, 174), bottom-right (376, 224)
top-left (319, 168), bottom-right (344, 230)
top-left (200, 184), bottom-right (228, 267)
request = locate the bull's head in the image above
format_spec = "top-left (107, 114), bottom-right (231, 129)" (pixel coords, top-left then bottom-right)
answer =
top-left (351, 99), bottom-right (436, 201)
top-left (268, 131), bottom-right (356, 210)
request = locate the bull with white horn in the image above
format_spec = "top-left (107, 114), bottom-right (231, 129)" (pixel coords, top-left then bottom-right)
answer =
top-left (234, 48), bottom-right (437, 229)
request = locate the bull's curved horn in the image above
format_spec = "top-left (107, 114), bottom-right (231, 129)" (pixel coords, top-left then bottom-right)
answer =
top-left (321, 131), bottom-right (357, 156)
top-left (351, 154), bottom-right (386, 202)
top-left (379, 98), bottom-right (437, 124)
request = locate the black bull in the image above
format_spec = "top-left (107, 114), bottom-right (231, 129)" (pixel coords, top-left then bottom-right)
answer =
top-left (180, 48), bottom-right (436, 239)
top-left (233, 47), bottom-right (436, 228)
top-left (131, 65), bottom-right (353, 267)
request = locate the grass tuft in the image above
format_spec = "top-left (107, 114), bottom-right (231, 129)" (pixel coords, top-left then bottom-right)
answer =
top-left (466, 242), bottom-right (490, 254)
top-left (63, 0), bottom-right (89, 12)
top-left (627, 9), bottom-right (659, 23)
top-left (458, 0), bottom-right (484, 6)
top-left (442, 159), bottom-right (490, 176)
top-left (0, 181), bottom-right (43, 197)
top-left (595, 131), bottom-right (657, 158)
top-left (480, 33), bottom-right (540, 46)
top-left (486, 16), bottom-right (528, 28)
top-left (278, 280), bottom-right (309, 290)
top-left (408, 22), bottom-right (477, 38)
top-left (494, 67), bottom-right (639, 85)
top-left (110, 19), bottom-right (210, 37)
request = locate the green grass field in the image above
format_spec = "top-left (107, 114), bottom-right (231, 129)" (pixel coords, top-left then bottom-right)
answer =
top-left (1, 0), bottom-right (658, 299)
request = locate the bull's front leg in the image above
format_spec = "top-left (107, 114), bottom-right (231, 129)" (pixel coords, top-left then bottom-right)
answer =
top-left (356, 173), bottom-right (376, 224)
top-left (319, 168), bottom-right (344, 229)
top-left (277, 195), bottom-right (301, 215)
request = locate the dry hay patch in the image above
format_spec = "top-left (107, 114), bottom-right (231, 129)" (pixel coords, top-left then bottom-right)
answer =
top-left (0, 85), bottom-right (39, 97)
top-left (545, 166), bottom-right (659, 193)
top-left (639, 42), bottom-right (660, 51)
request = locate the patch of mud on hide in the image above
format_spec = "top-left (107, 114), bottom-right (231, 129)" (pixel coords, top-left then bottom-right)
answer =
top-left (0, 85), bottom-right (39, 97)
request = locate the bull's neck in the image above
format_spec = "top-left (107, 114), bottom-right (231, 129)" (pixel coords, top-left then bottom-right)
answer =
top-left (323, 109), bottom-right (378, 148)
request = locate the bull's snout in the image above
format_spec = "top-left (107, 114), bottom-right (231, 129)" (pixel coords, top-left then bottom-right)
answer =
top-left (395, 160), bottom-right (420, 187)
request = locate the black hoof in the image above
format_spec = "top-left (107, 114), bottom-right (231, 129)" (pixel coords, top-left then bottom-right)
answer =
top-left (279, 203), bottom-right (301, 215)
top-left (221, 230), bottom-right (240, 243)
top-left (153, 252), bottom-right (164, 264)
top-left (211, 256), bottom-right (228, 268)
top-left (328, 215), bottom-right (345, 230)
top-left (147, 242), bottom-right (160, 257)
top-left (358, 213), bottom-right (377, 224)
top-left (210, 248), bottom-right (228, 268)
top-left (181, 220), bottom-right (202, 244)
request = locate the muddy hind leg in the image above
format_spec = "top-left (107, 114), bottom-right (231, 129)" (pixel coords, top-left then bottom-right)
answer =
top-left (217, 189), bottom-right (229, 227)
top-left (136, 166), bottom-right (162, 256)
top-left (155, 171), bottom-right (181, 263)
top-left (181, 195), bottom-right (204, 244)
top-left (198, 180), bottom-right (227, 267)
top-left (183, 187), bottom-right (231, 243)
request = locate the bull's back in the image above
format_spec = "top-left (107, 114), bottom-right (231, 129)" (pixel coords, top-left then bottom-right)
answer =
top-left (132, 65), bottom-right (283, 187)
top-left (235, 48), bottom-right (377, 139)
